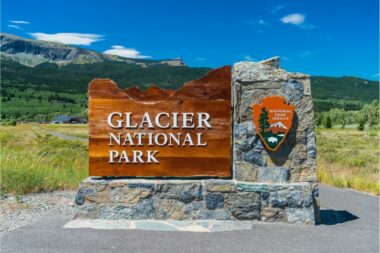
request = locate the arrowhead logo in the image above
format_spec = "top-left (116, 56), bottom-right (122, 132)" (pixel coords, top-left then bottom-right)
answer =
top-left (252, 96), bottom-right (295, 152)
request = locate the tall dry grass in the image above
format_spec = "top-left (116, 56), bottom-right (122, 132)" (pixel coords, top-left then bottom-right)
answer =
top-left (0, 124), bottom-right (88, 195)
top-left (1, 124), bottom-right (378, 195)
top-left (316, 128), bottom-right (379, 195)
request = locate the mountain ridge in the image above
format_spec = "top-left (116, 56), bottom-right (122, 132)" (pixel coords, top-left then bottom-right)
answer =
top-left (0, 33), bottom-right (186, 67)
top-left (0, 33), bottom-right (379, 121)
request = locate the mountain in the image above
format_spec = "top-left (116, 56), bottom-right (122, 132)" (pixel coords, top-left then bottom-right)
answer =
top-left (0, 33), bottom-right (186, 67)
top-left (0, 33), bottom-right (211, 121)
top-left (0, 33), bottom-right (378, 121)
top-left (269, 122), bottom-right (288, 134)
top-left (0, 33), bottom-right (210, 93)
top-left (270, 122), bottom-right (288, 129)
top-left (310, 76), bottom-right (379, 111)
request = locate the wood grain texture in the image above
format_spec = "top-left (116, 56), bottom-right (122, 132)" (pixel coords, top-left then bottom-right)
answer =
top-left (89, 66), bottom-right (231, 177)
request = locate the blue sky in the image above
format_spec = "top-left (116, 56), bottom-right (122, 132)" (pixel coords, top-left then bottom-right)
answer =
top-left (2, 0), bottom-right (379, 80)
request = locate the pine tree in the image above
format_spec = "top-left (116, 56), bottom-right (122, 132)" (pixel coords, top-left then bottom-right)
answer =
top-left (259, 107), bottom-right (270, 133)
top-left (325, 115), bottom-right (332, 129)
top-left (357, 116), bottom-right (366, 131)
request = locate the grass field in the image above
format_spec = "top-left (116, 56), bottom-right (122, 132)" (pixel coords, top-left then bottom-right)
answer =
top-left (0, 124), bottom-right (88, 196)
top-left (0, 124), bottom-right (379, 195)
top-left (316, 128), bottom-right (379, 195)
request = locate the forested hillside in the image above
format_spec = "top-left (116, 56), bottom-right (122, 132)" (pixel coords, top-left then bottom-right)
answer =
top-left (1, 58), bottom-right (378, 122)
top-left (1, 33), bottom-right (378, 123)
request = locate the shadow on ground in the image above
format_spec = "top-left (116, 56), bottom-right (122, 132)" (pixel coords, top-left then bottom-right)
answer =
top-left (319, 210), bottom-right (359, 225)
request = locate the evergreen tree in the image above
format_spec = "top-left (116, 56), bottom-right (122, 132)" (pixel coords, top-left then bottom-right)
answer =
top-left (259, 107), bottom-right (270, 133)
top-left (357, 116), bottom-right (366, 131)
top-left (325, 115), bottom-right (332, 129)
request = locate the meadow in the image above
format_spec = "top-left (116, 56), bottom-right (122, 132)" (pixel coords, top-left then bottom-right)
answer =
top-left (0, 124), bottom-right (88, 196)
top-left (0, 124), bottom-right (379, 195)
top-left (316, 127), bottom-right (379, 195)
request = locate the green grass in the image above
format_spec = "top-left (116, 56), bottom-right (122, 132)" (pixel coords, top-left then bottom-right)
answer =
top-left (316, 128), bottom-right (379, 195)
top-left (1, 124), bottom-right (378, 195)
top-left (0, 124), bottom-right (88, 196)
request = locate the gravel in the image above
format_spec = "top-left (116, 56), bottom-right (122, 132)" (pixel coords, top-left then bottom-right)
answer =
top-left (0, 190), bottom-right (76, 236)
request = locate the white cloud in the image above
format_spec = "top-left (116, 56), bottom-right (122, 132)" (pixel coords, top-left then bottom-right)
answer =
top-left (195, 57), bottom-right (206, 61)
top-left (29, 33), bottom-right (103, 45)
top-left (104, 45), bottom-right (151, 59)
top-left (272, 4), bottom-right (286, 15)
top-left (8, 24), bottom-right (23, 30)
top-left (280, 13), bottom-right (305, 25)
top-left (244, 55), bottom-right (256, 61)
top-left (9, 20), bottom-right (30, 24)
top-left (280, 13), bottom-right (315, 29)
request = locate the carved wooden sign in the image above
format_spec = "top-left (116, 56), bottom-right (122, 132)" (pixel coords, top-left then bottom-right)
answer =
top-left (252, 96), bottom-right (295, 152)
top-left (89, 66), bottom-right (231, 177)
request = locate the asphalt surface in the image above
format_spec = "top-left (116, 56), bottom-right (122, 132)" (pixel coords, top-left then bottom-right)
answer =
top-left (1, 184), bottom-right (379, 253)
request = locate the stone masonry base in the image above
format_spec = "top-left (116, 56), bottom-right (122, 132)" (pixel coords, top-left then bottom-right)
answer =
top-left (74, 178), bottom-right (320, 225)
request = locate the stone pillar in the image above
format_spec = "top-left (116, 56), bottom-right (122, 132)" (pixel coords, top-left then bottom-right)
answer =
top-left (232, 57), bottom-right (320, 223)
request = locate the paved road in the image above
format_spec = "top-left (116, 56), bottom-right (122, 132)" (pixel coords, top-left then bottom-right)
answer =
top-left (31, 124), bottom-right (87, 142)
top-left (1, 185), bottom-right (379, 253)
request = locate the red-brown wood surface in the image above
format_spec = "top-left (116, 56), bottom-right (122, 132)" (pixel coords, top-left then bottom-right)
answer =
top-left (89, 66), bottom-right (231, 177)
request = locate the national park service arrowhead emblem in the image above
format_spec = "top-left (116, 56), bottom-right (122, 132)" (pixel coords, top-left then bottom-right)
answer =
top-left (252, 96), bottom-right (295, 152)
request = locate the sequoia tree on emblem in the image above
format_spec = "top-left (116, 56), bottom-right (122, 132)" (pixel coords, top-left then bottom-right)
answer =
top-left (252, 96), bottom-right (295, 151)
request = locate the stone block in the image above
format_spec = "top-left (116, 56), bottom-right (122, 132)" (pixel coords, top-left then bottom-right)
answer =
top-left (268, 185), bottom-right (303, 208)
top-left (256, 167), bottom-right (290, 183)
top-left (205, 193), bottom-right (225, 210)
top-left (133, 199), bottom-right (155, 219)
top-left (155, 199), bottom-right (188, 219)
top-left (285, 207), bottom-right (315, 224)
top-left (98, 205), bottom-right (133, 219)
top-left (195, 209), bottom-right (231, 220)
top-left (157, 183), bottom-right (202, 204)
top-left (233, 61), bottom-right (288, 83)
top-left (226, 192), bottom-right (261, 220)
top-left (74, 204), bottom-right (98, 219)
top-left (302, 79), bottom-right (311, 96)
top-left (205, 182), bottom-right (237, 193)
top-left (85, 190), bottom-right (109, 203)
top-left (260, 207), bottom-right (285, 222)
top-left (234, 162), bottom-right (257, 181)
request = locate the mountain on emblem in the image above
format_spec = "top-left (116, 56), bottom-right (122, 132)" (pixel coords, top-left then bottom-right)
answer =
top-left (269, 122), bottom-right (288, 134)
top-left (252, 96), bottom-right (295, 152)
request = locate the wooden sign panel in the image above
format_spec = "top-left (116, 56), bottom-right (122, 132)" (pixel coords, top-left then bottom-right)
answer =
top-left (89, 66), bottom-right (231, 177)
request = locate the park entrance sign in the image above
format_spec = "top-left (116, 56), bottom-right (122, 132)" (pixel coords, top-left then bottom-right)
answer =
top-left (76, 57), bottom-right (320, 225)
top-left (88, 67), bottom-right (231, 177)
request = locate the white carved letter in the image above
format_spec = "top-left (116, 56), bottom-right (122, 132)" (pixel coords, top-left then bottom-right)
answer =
top-left (107, 112), bottom-right (122, 129)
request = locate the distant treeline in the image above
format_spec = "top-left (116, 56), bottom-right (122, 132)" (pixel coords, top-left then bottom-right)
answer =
top-left (315, 101), bottom-right (379, 130)
top-left (0, 58), bottom-right (379, 123)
